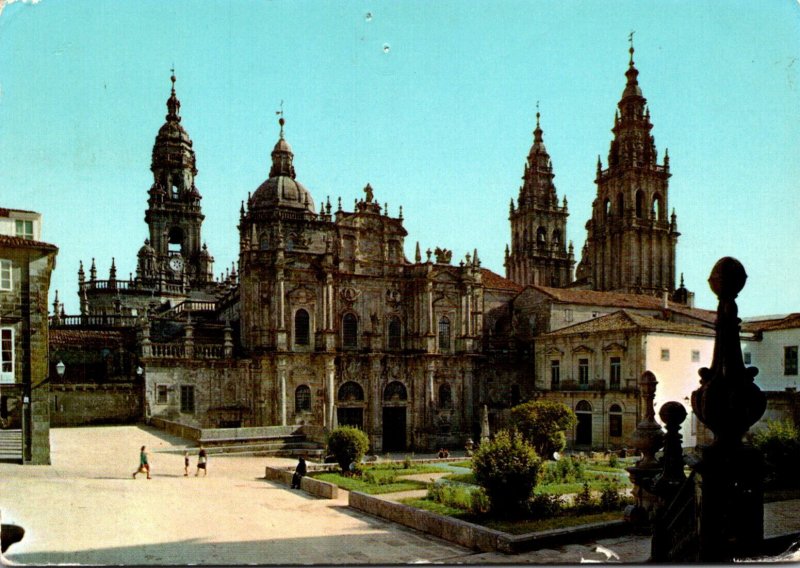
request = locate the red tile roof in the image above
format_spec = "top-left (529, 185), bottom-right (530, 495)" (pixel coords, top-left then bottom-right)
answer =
top-left (480, 268), bottom-right (523, 292)
top-left (0, 207), bottom-right (38, 217)
top-left (525, 284), bottom-right (716, 323)
top-left (543, 310), bottom-right (715, 337)
top-left (742, 313), bottom-right (800, 333)
top-left (0, 234), bottom-right (58, 252)
top-left (50, 329), bottom-right (128, 347)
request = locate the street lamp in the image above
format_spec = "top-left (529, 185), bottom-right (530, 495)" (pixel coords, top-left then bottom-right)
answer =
top-left (56, 360), bottom-right (66, 379)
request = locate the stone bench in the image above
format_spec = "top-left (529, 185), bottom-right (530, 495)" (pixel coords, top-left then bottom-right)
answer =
top-left (263, 466), bottom-right (339, 499)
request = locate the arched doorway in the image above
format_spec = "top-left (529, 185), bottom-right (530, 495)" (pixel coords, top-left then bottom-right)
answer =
top-left (382, 381), bottom-right (408, 452)
top-left (575, 400), bottom-right (593, 447)
top-left (337, 381), bottom-right (364, 430)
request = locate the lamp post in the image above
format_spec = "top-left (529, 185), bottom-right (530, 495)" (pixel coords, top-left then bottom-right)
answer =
top-left (56, 360), bottom-right (65, 380)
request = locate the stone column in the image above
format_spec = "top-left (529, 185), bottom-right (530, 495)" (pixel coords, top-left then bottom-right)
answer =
top-left (326, 359), bottom-right (336, 429)
top-left (277, 357), bottom-right (287, 426)
top-left (183, 317), bottom-right (195, 359)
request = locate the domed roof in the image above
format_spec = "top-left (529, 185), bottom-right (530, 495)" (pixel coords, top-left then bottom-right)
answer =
top-left (250, 117), bottom-right (316, 214)
top-left (252, 176), bottom-right (316, 213)
top-left (138, 239), bottom-right (155, 257)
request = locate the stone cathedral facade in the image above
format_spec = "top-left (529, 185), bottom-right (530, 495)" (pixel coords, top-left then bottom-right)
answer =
top-left (56, 43), bottom-right (696, 452)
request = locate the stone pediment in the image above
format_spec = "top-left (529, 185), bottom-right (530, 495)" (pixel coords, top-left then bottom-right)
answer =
top-left (571, 344), bottom-right (594, 355)
top-left (602, 341), bottom-right (627, 352)
top-left (544, 346), bottom-right (565, 356)
top-left (288, 286), bottom-right (316, 305)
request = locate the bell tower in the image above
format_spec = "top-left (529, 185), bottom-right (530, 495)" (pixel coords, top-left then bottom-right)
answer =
top-left (578, 39), bottom-right (679, 294)
top-left (141, 72), bottom-right (213, 286)
top-left (506, 109), bottom-right (574, 287)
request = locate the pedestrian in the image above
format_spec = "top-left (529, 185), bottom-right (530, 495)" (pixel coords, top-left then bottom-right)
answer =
top-left (184, 450), bottom-right (190, 477)
top-left (195, 446), bottom-right (207, 476)
top-left (133, 445), bottom-right (151, 479)
top-left (291, 456), bottom-right (307, 489)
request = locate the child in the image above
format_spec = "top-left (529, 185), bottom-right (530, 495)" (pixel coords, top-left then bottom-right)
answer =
top-left (195, 446), bottom-right (207, 477)
top-left (184, 451), bottom-right (190, 476)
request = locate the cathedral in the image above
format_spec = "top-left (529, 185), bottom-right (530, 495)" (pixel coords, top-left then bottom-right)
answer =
top-left (57, 42), bottom-right (699, 452)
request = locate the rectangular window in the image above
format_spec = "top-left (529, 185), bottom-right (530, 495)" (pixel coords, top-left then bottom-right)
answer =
top-left (609, 357), bottom-right (621, 388)
top-left (180, 385), bottom-right (195, 413)
top-left (565, 309), bottom-right (573, 323)
top-left (744, 352), bottom-right (752, 365)
top-left (578, 358), bottom-right (589, 385)
top-left (156, 385), bottom-right (168, 404)
top-left (0, 260), bottom-right (11, 291)
top-left (550, 360), bottom-right (560, 389)
top-left (0, 328), bottom-right (13, 383)
top-left (15, 220), bottom-right (33, 240)
top-left (661, 349), bottom-right (670, 361)
top-left (785, 346), bottom-right (798, 376)
top-left (691, 350), bottom-right (700, 363)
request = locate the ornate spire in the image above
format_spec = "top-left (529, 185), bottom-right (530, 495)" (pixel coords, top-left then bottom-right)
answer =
top-left (269, 113), bottom-right (296, 179)
top-left (166, 69), bottom-right (181, 123)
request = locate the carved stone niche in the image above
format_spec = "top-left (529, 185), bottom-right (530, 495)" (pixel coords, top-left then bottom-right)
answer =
top-left (340, 287), bottom-right (361, 304)
top-left (289, 286), bottom-right (315, 306)
top-left (386, 288), bottom-right (401, 307)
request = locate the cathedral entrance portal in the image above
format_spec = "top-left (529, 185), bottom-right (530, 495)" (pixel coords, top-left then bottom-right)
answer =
top-left (382, 407), bottom-right (406, 452)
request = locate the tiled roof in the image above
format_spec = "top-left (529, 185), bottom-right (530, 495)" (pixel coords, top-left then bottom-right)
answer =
top-left (742, 313), bottom-right (800, 333)
top-left (0, 234), bottom-right (58, 252)
top-left (50, 329), bottom-right (128, 347)
top-left (0, 207), bottom-right (38, 217)
top-left (526, 284), bottom-right (716, 323)
top-left (542, 310), bottom-right (715, 338)
top-left (481, 268), bottom-right (523, 292)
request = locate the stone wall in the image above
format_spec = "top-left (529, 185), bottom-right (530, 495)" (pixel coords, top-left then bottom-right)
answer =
top-left (51, 383), bottom-right (142, 426)
top-left (263, 465), bottom-right (339, 499)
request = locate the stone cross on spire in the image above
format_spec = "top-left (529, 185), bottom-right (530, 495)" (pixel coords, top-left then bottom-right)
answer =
top-left (276, 100), bottom-right (285, 138)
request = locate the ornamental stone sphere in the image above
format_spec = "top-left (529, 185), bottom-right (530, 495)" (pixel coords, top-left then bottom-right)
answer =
top-left (708, 257), bottom-right (747, 300)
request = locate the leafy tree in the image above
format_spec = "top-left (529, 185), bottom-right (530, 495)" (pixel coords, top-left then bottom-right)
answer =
top-left (326, 426), bottom-right (370, 473)
top-left (472, 429), bottom-right (541, 516)
top-left (509, 400), bottom-right (577, 459)
top-left (752, 419), bottom-right (800, 488)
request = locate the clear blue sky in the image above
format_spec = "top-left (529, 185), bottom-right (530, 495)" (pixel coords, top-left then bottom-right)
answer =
top-left (1, 0), bottom-right (798, 317)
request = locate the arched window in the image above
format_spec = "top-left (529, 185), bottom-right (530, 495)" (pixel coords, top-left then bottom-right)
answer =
top-left (537, 226), bottom-right (547, 245)
top-left (338, 381), bottom-right (364, 402)
top-left (295, 385), bottom-right (311, 412)
top-left (510, 384), bottom-right (521, 407)
top-left (438, 383), bottom-right (452, 408)
top-left (552, 229), bottom-right (561, 246)
top-left (171, 176), bottom-right (181, 199)
top-left (576, 400), bottom-right (592, 412)
top-left (342, 313), bottom-right (358, 349)
top-left (168, 227), bottom-right (184, 254)
top-left (603, 198), bottom-right (611, 220)
top-left (635, 190), bottom-right (646, 219)
top-left (294, 309), bottom-right (310, 346)
top-left (438, 316), bottom-right (451, 351)
top-left (653, 193), bottom-right (664, 221)
top-left (388, 316), bottom-right (401, 350)
top-left (384, 381), bottom-right (408, 401)
top-left (609, 403), bottom-right (623, 437)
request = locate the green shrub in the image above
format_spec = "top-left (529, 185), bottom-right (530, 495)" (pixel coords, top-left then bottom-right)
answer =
top-left (541, 456), bottom-right (585, 485)
top-left (326, 426), bottom-right (370, 473)
top-left (527, 493), bottom-right (563, 518)
top-left (472, 430), bottom-right (541, 517)
top-left (509, 400), bottom-right (577, 459)
top-left (752, 420), bottom-right (800, 488)
top-left (403, 454), bottom-right (413, 469)
top-left (573, 482), bottom-right (596, 512)
top-left (470, 488), bottom-right (490, 515)
top-left (599, 482), bottom-right (623, 511)
top-left (362, 469), bottom-right (398, 485)
top-left (608, 453), bottom-right (619, 468)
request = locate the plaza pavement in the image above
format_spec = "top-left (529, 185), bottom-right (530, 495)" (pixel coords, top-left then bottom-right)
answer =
top-left (0, 425), bottom-right (797, 565)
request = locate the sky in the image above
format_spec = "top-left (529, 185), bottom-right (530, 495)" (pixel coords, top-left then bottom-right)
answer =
top-left (1, 0), bottom-right (798, 317)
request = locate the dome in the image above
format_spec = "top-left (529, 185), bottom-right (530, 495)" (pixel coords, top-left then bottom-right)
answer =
top-left (138, 239), bottom-right (155, 257)
top-left (251, 176), bottom-right (316, 213)
top-left (273, 137), bottom-right (293, 154)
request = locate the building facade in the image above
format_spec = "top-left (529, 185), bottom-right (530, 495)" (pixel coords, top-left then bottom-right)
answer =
top-left (0, 208), bottom-right (58, 464)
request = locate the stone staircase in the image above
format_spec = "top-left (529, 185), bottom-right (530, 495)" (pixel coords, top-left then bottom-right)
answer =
top-left (0, 429), bottom-right (22, 463)
top-left (197, 435), bottom-right (326, 458)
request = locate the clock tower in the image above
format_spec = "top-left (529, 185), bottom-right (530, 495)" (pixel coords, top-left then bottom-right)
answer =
top-left (139, 72), bottom-right (214, 286)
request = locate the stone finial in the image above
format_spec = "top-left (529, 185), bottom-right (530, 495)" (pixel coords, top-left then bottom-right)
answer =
top-left (629, 371), bottom-right (664, 468)
top-left (692, 257), bottom-right (765, 447)
top-left (415, 242), bottom-right (421, 263)
top-left (652, 401), bottom-right (687, 496)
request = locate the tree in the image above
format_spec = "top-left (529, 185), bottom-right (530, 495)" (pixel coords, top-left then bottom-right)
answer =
top-left (326, 426), bottom-right (370, 473)
top-left (509, 400), bottom-right (577, 459)
top-left (472, 429), bottom-right (541, 516)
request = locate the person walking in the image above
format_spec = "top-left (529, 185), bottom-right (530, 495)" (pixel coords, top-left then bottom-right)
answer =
top-left (184, 451), bottom-right (190, 476)
top-left (133, 445), bottom-right (151, 479)
top-left (195, 446), bottom-right (208, 477)
top-left (291, 456), bottom-right (307, 489)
